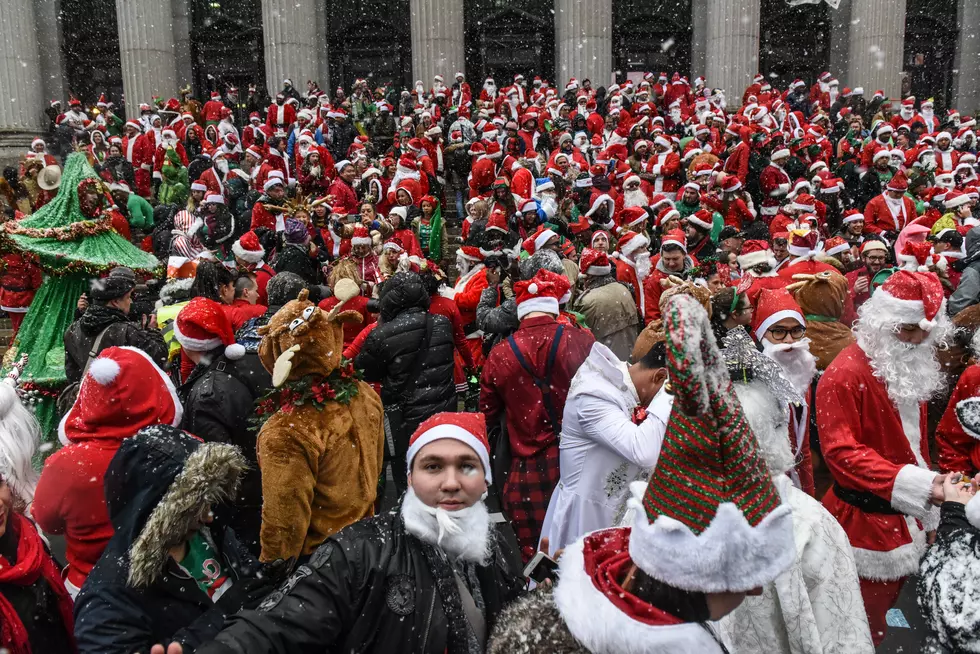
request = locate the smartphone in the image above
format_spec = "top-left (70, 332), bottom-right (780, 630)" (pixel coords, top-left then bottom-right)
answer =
top-left (523, 551), bottom-right (559, 584)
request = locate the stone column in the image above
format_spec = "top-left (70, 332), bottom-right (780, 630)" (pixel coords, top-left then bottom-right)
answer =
top-left (828, 0), bottom-right (852, 82)
top-left (172, 0), bottom-right (194, 89)
top-left (410, 0), bottom-right (465, 87)
top-left (0, 0), bottom-right (45, 164)
top-left (953, 0), bottom-right (980, 115)
top-left (116, 0), bottom-right (179, 107)
top-left (314, 0), bottom-right (330, 90)
top-left (555, 0), bottom-right (613, 87)
top-left (690, 0), bottom-right (709, 80)
top-left (847, 0), bottom-right (907, 100)
top-left (704, 0), bottom-right (760, 107)
top-left (34, 0), bottom-right (66, 106)
top-left (261, 0), bottom-right (319, 97)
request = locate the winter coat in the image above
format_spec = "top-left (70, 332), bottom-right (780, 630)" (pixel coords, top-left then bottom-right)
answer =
top-left (198, 506), bottom-right (525, 654)
top-left (719, 476), bottom-right (874, 653)
top-left (477, 285), bottom-right (518, 352)
top-left (937, 364), bottom-right (980, 474)
top-left (63, 304), bottom-right (168, 384)
top-left (573, 278), bottom-right (639, 362)
top-left (73, 427), bottom-right (260, 654)
top-left (918, 501), bottom-right (980, 654)
top-left (179, 351), bottom-right (266, 554)
top-left (272, 242), bottom-right (318, 284)
top-left (354, 272), bottom-right (456, 438)
top-left (949, 226), bottom-right (980, 316)
top-left (96, 155), bottom-right (136, 190)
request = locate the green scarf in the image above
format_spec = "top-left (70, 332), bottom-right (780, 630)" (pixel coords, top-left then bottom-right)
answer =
top-left (423, 202), bottom-right (443, 261)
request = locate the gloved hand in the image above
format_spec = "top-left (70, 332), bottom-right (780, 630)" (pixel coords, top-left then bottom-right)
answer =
top-left (215, 558), bottom-right (294, 613)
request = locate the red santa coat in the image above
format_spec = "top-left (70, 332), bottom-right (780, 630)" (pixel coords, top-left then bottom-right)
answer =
top-left (845, 268), bottom-right (873, 313)
top-left (327, 177), bottom-right (360, 216)
top-left (202, 99), bottom-right (226, 123)
top-left (317, 227), bottom-right (352, 262)
top-left (152, 142), bottom-right (189, 180)
top-left (723, 141), bottom-right (751, 183)
top-left (863, 194), bottom-right (917, 234)
top-left (759, 164), bottom-right (792, 217)
top-left (123, 134), bottom-right (153, 197)
top-left (613, 257), bottom-right (654, 325)
top-left (934, 147), bottom-right (961, 174)
top-left (937, 364), bottom-right (980, 474)
top-left (0, 252), bottom-right (42, 315)
top-left (451, 265), bottom-right (489, 366)
top-left (817, 343), bottom-right (935, 582)
top-left (702, 194), bottom-right (754, 229)
top-left (511, 166), bottom-right (534, 202)
top-left (645, 151), bottom-right (681, 197)
top-left (469, 156), bottom-right (499, 198)
top-left (265, 102), bottom-right (296, 130)
top-left (251, 262), bottom-right (274, 306)
top-left (197, 166), bottom-right (225, 198)
top-left (744, 272), bottom-right (789, 306)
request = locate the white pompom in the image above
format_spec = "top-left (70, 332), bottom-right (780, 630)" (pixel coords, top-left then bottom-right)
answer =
top-left (966, 496), bottom-right (980, 530)
top-left (528, 283), bottom-right (538, 294)
top-left (88, 358), bottom-right (121, 385)
top-left (225, 343), bottom-right (246, 360)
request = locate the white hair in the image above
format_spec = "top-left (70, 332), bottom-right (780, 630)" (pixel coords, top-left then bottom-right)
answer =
top-left (0, 383), bottom-right (41, 509)
top-left (733, 380), bottom-right (795, 476)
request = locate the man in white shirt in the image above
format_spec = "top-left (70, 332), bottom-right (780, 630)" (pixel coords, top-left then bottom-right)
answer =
top-left (539, 340), bottom-right (672, 552)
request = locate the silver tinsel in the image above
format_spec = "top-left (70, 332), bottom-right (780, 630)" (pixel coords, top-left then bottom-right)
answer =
top-left (721, 327), bottom-right (803, 406)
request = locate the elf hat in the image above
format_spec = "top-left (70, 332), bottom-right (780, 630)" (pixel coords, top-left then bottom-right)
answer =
top-left (174, 297), bottom-right (246, 359)
top-left (876, 270), bottom-right (945, 331)
top-left (579, 248), bottom-right (612, 276)
top-left (59, 346), bottom-right (183, 446)
top-left (661, 229), bottom-right (687, 253)
top-left (751, 288), bottom-right (805, 340)
top-left (515, 268), bottom-right (570, 319)
top-left (627, 294), bottom-right (794, 592)
top-left (232, 230), bottom-right (265, 264)
top-left (406, 412), bottom-right (491, 483)
top-left (737, 239), bottom-right (777, 270)
top-left (617, 231), bottom-right (649, 258)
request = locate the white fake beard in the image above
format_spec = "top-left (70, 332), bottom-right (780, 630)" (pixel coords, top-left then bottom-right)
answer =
top-left (456, 256), bottom-right (471, 278)
top-left (634, 251), bottom-right (652, 279)
top-left (216, 160), bottom-right (229, 174)
top-left (401, 486), bottom-right (491, 565)
top-left (623, 189), bottom-right (648, 208)
top-left (761, 338), bottom-right (817, 396)
top-left (856, 310), bottom-right (950, 405)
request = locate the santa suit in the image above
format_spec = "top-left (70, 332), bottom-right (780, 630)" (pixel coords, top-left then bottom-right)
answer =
top-left (644, 151), bottom-right (680, 199)
top-left (152, 141), bottom-right (189, 181)
top-left (863, 193), bottom-right (917, 234)
top-left (723, 140), bottom-right (751, 183)
top-left (197, 166), bottom-right (226, 199)
top-left (935, 147), bottom-right (960, 174)
top-left (354, 254), bottom-right (381, 296)
top-left (316, 226), bottom-right (352, 262)
top-left (703, 194), bottom-right (755, 230)
top-left (0, 251), bottom-right (42, 337)
top-left (123, 134), bottom-right (153, 198)
top-left (450, 264), bottom-right (488, 366)
top-left (759, 163), bottom-right (792, 218)
top-left (265, 102), bottom-right (296, 131)
top-left (469, 155), bottom-right (500, 198)
top-left (202, 99), bottom-right (226, 123)
top-left (937, 364), bottom-right (980, 474)
top-left (242, 123), bottom-right (272, 151)
top-left (510, 166), bottom-right (534, 202)
top-left (613, 256), bottom-right (654, 325)
top-left (817, 343), bottom-right (938, 644)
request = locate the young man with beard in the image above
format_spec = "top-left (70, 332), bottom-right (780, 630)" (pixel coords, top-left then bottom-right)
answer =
top-left (817, 270), bottom-right (951, 645)
top-left (751, 289), bottom-right (818, 496)
top-left (154, 413), bottom-right (525, 654)
top-left (644, 230), bottom-right (696, 323)
top-left (674, 181), bottom-right (702, 219)
top-left (845, 239), bottom-right (889, 311)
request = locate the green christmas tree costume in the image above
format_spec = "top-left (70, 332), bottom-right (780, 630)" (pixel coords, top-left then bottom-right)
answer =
top-left (2, 153), bottom-right (160, 442)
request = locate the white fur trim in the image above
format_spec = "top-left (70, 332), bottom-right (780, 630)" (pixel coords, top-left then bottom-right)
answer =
top-left (736, 249), bottom-right (774, 270)
top-left (405, 423), bottom-right (492, 484)
top-left (172, 320), bottom-right (223, 352)
top-left (232, 240), bottom-right (264, 263)
top-left (850, 516), bottom-right (926, 581)
top-left (661, 236), bottom-right (686, 253)
top-left (554, 532), bottom-right (731, 654)
top-left (586, 194), bottom-right (616, 218)
top-left (351, 236), bottom-right (372, 246)
top-left (873, 289), bottom-right (929, 327)
top-left (224, 343), bottom-right (245, 360)
top-left (586, 264), bottom-right (612, 276)
top-left (533, 229), bottom-right (558, 252)
top-left (624, 174), bottom-right (642, 188)
top-left (517, 296), bottom-right (559, 319)
top-left (826, 242), bottom-right (850, 257)
top-left (687, 212), bottom-right (712, 230)
top-left (946, 193), bottom-right (972, 209)
top-left (890, 464), bottom-right (936, 519)
top-left (626, 483), bottom-right (796, 593)
top-left (771, 148), bottom-right (790, 160)
top-left (88, 358), bottom-right (120, 385)
top-left (966, 497), bottom-right (980, 530)
top-left (753, 309), bottom-right (805, 341)
top-left (620, 234), bottom-right (650, 258)
top-left (843, 212), bottom-right (865, 224)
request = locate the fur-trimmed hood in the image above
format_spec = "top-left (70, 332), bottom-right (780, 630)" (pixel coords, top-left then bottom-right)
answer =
top-left (103, 424), bottom-right (247, 588)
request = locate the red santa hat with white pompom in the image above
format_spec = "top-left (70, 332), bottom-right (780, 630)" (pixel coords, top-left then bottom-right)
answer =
top-left (875, 270), bottom-right (945, 332)
top-left (174, 297), bottom-right (246, 359)
top-left (514, 268), bottom-right (570, 320)
top-left (232, 230), bottom-right (265, 264)
top-left (58, 346), bottom-right (182, 446)
top-left (406, 412), bottom-right (491, 482)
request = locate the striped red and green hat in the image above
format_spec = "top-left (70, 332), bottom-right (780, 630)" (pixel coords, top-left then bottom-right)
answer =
top-left (626, 294), bottom-right (795, 593)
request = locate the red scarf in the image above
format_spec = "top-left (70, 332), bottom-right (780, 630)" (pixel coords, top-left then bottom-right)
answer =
top-left (0, 513), bottom-right (76, 653)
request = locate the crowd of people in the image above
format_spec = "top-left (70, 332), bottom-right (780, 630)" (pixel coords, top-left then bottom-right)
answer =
top-left (2, 67), bottom-right (980, 653)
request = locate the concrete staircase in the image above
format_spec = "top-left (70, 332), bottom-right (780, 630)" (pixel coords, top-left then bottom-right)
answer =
top-left (0, 317), bottom-right (13, 357)
top-left (442, 184), bottom-right (464, 283)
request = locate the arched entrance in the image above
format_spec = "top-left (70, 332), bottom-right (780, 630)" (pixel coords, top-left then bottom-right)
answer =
top-left (759, 0), bottom-right (830, 89)
top-left (613, 0), bottom-right (691, 82)
top-left (465, 0), bottom-right (555, 86)
top-left (61, 0), bottom-right (123, 105)
top-left (190, 0), bottom-right (265, 96)
top-left (327, 4), bottom-right (412, 92)
top-left (903, 0), bottom-right (957, 112)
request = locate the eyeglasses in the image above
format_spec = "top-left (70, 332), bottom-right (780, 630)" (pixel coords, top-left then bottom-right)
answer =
top-left (865, 255), bottom-right (887, 264)
top-left (766, 325), bottom-right (806, 341)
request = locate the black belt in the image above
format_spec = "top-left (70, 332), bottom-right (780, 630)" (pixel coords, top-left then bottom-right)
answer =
top-left (833, 482), bottom-right (901, 515)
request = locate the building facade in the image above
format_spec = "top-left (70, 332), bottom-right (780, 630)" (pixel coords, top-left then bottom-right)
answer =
top-left (0, 0), bottom-right (977, 159)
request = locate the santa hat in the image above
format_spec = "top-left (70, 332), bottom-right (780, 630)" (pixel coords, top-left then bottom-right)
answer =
top-left (591, 230), bottom-right (609, 248)
top-left (58, 346), bottom-right (183, 446)
top-left (190, 181), bottom-right (208, 193)
top-left (686, 209), bottom-right (713, 231)
top-left (486, 211), bottom-right (510, 234)
top-left (771, 147), bottom-right (790, 160)
top-left (626, 294), bottom-right (794, 592)
top-left (523, 227), bottom-right (559, 255)
top-left (887, 170), bottom-right (909, 192)
top-left (791, 193), bottom-right (816, 213)
top-left (874, 270), bottom-right (945, 331)
top-left (405, 412), bottom-right (491, 482)
top-left (787, 229), bottom-right (822, 259)
top-left (751, 288), bottom-right (805, 341)
top-left (245, 146), bottom-right (263, 160)
top-left (263, 177), bottom-right (284, 192)
top-left (204, 193), bottom-right (224, 205)
top-left (945, 190), bottom-right (972, 209)
top-left (579, 248), bottom-right (612, 276)
top-left (623, 174), bottom-right (642, 189)
top-left (515, 268), bottom-right (570, 320)
top-left (737, 240), bottom-right (777, 270)
top-left (618, 206), bottom-right (648, 229)
top-left (351, 225), bottom-right (372, 247)
top-left (232, 230), bottom-right (265, 263)
top-left (457, 245), bottom-right (484, 263)
top-left (174, 298), bottom-right (246, 360)
top-left (661, 229), bottom-right (687, 253)
top-left (617, 231), bottom-right (649, 258)
top-left (823, 236), bottom-right (850, 258)
top-left (897, 240), bottom-right (944, 273)
top-left (721, 176), bottom-right (742, 193)
top-left (842, 209), bottom-right (864, 224)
